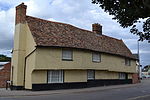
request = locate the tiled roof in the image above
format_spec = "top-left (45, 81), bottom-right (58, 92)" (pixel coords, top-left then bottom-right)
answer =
top-left (26, 16), bottom-right (135, 59)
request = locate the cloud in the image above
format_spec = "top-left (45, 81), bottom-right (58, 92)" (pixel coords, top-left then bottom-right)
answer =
top-left (0, 0), bottom-right (149, 67)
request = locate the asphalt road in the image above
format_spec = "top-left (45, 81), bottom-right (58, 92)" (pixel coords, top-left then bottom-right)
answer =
top-left (1, 79), bottom-right (150, 100)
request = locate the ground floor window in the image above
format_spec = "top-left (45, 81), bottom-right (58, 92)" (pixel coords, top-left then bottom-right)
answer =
top-left (87, 70), bottom-right (95, 80)
top-left (119, 73), bottom-right (127, 79)
top-left (47, 70), bottom-right (63, 83)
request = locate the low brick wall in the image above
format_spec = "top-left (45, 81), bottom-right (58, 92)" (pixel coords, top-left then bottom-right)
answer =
top-left (0, 62), bottom-right (11, 88)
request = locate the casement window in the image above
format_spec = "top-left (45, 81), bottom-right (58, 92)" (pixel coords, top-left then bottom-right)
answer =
top-left (125, 58), bottom-right (131, 66)
top-left (62, 49), bottom-right (73, 60)
top-left (47, 70), bottom-right (63, 83)
top-left (92, 52), bottom-right (101, 62)
top-left (119, 73), bottom-right (126, 79)
top-left (87, 70), bottom-right (95, 80)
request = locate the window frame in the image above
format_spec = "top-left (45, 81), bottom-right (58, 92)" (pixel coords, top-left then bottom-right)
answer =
top-left (62, 49), bottom-right (73, 61)
top-left (87, 70), bottom-right (95, 80)
top-left (92, 52), bottom-right (101, 63)
top-left (47, 70), bottom-right (64, 83)
top-left (119, 73), bottom-right (127, 80)
top-left (125, 58), bottom-right (131, 66)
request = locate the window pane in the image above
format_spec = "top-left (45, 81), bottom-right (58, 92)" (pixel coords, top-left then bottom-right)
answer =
top-left (62, 50), bottom-right (72, 60)
top-left (119, 73), bottom-right (126, 79)
top-left (125, 59), bottom-right (131, 66)
top-left (92, 53), bottom-right (100, 62)
top-left (87, 70), bottom-right (95, 80)
top-left (48, 70), bottom-right (63, 83)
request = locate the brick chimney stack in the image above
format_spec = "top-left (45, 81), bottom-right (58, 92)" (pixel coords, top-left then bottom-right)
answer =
top-left (92, 23), bottom-right (102, 35)
top-left (15, 3), bottom-right (27, 25)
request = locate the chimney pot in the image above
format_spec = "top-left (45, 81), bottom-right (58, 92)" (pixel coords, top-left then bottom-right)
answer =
top-left (15, 3), bottom-right (27, 25)
top-left (92, 23), bottom-right (102, 35)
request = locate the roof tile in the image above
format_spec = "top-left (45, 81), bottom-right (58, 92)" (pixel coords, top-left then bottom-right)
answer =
top-left (26, 16), bottom-right (135, 59)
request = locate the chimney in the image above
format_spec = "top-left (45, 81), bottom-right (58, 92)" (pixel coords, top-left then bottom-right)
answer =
top-left (92, 23), bottom-right (102, 35)
top-left (15, 3), bottom-right (27, 25)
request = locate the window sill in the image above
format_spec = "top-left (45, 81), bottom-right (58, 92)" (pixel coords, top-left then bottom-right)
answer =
top-left (62, 59), bottom-right (73, 61)
top-left (92, 61), bottom-right (101, 63)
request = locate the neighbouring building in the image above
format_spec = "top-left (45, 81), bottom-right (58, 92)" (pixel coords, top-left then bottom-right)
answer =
top-left (11, 3), bottom-right (137, 90)
top-left (132, 54), bottom-right (140, 84)
top-left (142, 65), bottom-right (150, 78)
top-left (0, 62), bottom-right (11, 88)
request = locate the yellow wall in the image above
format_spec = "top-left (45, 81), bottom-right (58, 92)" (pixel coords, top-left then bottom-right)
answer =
top-left (64, 70), bottom-right (87, 82)
top-left (34, 48), bottom-right (136, 73)
top-left (32, 70), bottom-right (47, 84)
top-left (11, 24), bottom-right (27, 86)
top-left (11, 23), bottom-right (36, 87)
top-left (95, 71), bottom-right (119, 79)
top-left (25, 52), bottom-right (36, 89)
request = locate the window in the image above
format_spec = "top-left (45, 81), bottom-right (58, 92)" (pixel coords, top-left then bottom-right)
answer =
top-left (119, 73), bottom-right (126, 79)
top-left (47, 70), bottom-right (63, 83)
top-left (62, 49), bottom-right (73, 60)
top-left (92, 53), bottom-right (101, 62)
top-left (125, 58), bottom-right (131, 66)
top-left (87, 70), bottom-right (95, 80)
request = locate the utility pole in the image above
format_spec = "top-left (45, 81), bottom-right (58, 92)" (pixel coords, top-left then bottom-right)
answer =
top-left (137, 40), bottom-right (141, 80)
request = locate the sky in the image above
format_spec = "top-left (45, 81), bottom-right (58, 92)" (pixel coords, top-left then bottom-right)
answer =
top-left (0, 0), bottom-right (149, 67)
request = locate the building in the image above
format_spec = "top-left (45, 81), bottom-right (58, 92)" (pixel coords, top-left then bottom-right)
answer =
top-left (0, 62), bottom-right (11, 88)
top-left (11, 3), bottom-right (137, 90)
top-left (142, 65), bottom-right (150, 78)
top-left (132, 54), bottom-right (140, 83)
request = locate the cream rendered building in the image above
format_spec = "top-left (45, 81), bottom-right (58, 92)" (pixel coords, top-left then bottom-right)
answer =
top-left (11, 3), bottom-right (137, 90)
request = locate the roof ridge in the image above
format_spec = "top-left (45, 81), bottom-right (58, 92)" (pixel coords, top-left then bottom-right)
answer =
top-left (26, 15), bottom-right (122, 42)
top-left (26, 15), bottom-right (94, 33)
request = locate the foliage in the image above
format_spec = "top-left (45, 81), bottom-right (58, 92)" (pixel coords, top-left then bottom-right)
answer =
top-left (92, 0), bottom-right (150, 42)
top-left (0, 54), bottom-right (11, 62)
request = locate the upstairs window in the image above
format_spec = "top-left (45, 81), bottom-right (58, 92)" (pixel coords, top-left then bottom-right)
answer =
top-left (125, 58), bottom-right (131, 66)
top-left (92, 52), bottom-right (101, 62)
top-left (62, 49), bottom-right (73, 61)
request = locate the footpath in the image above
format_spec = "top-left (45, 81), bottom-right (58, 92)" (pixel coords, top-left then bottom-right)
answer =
top-left (0, 83), bottom-right (139, 97)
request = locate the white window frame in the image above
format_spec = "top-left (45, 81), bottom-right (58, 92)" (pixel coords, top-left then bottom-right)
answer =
top-left (125, 58), bottom-right (131, 66)
top-left (62, 49), bottom-right (73, 60)
top-left (47, 70), bottom-right (63, 83)
top-left (119, 73), bottom-right (126, 79)
top-left (92, 52), bottom-right (101, 62)
top-left (87, 70), bottom-right (95, 80)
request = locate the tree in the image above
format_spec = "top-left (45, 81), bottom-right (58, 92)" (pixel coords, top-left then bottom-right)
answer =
top-left (92, 0), bottom-right (150, 42)
top-left (0, 54), bottom-right (11, 62)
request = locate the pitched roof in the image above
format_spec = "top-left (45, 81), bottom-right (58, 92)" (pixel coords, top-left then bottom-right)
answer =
top-left (26, 16), bottom-right (135, 59)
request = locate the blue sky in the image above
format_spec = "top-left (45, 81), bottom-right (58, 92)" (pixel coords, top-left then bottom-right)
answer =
top-left (0, 0), bottom-right (149, 67)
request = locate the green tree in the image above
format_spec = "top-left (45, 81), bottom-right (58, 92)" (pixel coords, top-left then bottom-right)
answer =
top-left (92, 0), bottom-right (150, 42)
top-left (0, 54), bottom-right (11, 62)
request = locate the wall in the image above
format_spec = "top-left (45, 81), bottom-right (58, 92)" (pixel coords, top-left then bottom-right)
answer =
top-left (11, 22), bottom-right (36, 89)
top-left (0, 62), bottom-right (11, 88)
top-left (32, 70), bottom-right (47, 84)
top-left (64, 70), bottom-right (87, 82)
top-left (95, 71), bottom-right (118, 79)
top-left (34, 48), bottom-right (136, 73)
top-left (11, 23), bottom-right (27, 86)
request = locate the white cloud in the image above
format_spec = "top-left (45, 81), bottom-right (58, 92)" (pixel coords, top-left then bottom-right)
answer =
top-left (0, 0), bottom-right (149, 66)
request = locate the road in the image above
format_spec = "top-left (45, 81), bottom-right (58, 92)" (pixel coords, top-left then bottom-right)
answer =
top-left (1, 79), bottom-right (150, 100)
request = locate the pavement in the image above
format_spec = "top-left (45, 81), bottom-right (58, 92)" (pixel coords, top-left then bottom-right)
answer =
top-left (0, 83), bottom-right (139, 97)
